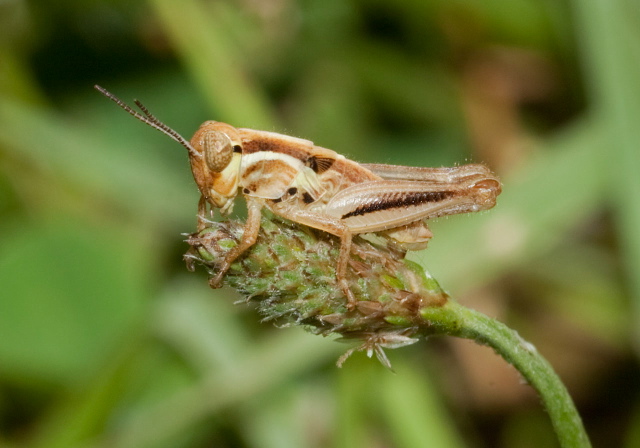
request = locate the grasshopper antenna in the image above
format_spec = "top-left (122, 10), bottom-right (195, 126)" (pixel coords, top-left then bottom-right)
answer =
top-left (94, 85), bottom-right (201, 159)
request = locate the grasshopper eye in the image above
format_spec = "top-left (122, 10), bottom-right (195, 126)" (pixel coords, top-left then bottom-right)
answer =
top-left (203, 131), bottom-right (234, 172)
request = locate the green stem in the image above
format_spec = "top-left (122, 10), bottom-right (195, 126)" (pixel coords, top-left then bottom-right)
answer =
top-left (420, 300), bottom-right (591, 448)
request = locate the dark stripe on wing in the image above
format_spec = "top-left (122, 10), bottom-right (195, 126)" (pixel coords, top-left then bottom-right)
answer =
top-left (341, 191), bottom-right (455, 219)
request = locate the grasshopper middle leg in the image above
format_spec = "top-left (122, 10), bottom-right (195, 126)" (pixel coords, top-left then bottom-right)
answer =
top-left (270, 205), bottom-right (358, 309)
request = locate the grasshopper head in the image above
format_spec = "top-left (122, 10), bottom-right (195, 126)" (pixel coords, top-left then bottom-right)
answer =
top-left (189, 121), bottom-right (243, 214)
top-left (94, 87), bottom-right (243, 215)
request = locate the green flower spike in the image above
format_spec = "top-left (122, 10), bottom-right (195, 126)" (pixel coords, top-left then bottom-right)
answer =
top-left (184, 211), bottom-right (591, 448)
top-left (185, 211), bottom-right (448, 369)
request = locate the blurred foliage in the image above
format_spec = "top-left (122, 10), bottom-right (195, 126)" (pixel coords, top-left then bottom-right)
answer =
top-left (0, 0), bottom-right (639, 447)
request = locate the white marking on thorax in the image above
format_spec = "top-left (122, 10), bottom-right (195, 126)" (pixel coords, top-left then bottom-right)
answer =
top-left (241, 151), bottom-right (303, 174)
top-left (240, 151), bottom-right (304, 199)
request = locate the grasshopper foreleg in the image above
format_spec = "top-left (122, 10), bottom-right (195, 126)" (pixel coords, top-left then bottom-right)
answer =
top-left (209, 197), bottom-right (264, 288)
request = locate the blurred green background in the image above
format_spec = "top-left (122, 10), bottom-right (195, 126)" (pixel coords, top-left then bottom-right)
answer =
top-left (1, 0), bottom-right (639, 447)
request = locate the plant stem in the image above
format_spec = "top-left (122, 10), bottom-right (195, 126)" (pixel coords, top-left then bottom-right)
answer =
top-left (420, 300), bottom-right (591, 448)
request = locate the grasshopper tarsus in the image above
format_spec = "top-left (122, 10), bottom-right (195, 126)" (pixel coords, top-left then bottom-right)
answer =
top-left (208, 275), bottom-right (224, 289)
top-left (341, 280), bottom-right (358, 311)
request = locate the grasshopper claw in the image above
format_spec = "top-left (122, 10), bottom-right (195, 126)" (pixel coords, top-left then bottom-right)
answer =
top-left (339, 279), bottom-right (357, 311)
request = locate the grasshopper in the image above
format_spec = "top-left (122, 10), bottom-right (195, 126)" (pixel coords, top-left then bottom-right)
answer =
top-left (96, 86), bottom-right (501, 308)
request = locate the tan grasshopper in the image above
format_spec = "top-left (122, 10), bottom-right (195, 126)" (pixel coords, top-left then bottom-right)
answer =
top-left (96, 86), bottom-right (501, 308)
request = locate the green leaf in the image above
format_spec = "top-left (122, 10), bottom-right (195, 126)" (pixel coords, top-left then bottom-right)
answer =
top-left (571, 0), bottom-right (640, 349)
top-left (0, 219), bottom-right (149, 386)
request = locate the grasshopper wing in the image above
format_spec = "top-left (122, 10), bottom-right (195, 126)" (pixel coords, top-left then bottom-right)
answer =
top-left (325, 177), bottom-right (499, 234)
top-left (360, 163), bottom-right (496, 183)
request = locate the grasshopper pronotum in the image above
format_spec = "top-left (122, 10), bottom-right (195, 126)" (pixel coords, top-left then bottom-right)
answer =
top-left (96, 86), bottom-right (501, 308)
